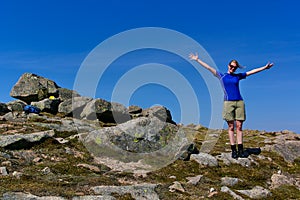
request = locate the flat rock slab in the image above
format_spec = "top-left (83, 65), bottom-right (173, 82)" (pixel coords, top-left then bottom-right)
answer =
top-left (216, 153), bottom-right (254, 167)
top-left (236, 186), bottom-right (271, 199)
top-left (91, 184), bottom-right (159, 200)
top-left (190, 153), bottom-right (219, 167)
top-left (2, 192), bottom-right (116, 200)
top-left (0, 130), bottom-right (55, 149)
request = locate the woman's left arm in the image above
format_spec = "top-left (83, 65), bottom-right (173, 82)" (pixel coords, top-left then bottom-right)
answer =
top-left (246, 62), bottom-right (274, 76)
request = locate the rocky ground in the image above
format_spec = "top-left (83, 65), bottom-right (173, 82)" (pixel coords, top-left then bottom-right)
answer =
top-left (0, 73), bottom-right (299, 200)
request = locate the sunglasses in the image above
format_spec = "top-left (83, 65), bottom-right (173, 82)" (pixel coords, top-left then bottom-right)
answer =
top-left (229, 64), bottom-right (238, 69)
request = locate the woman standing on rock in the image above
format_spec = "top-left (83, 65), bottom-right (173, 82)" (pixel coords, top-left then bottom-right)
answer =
top-left (189, 53), bottom-right (274, 158)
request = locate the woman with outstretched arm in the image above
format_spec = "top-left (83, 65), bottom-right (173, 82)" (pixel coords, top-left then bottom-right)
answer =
top-left (189, 53), bottom-right (274, 158)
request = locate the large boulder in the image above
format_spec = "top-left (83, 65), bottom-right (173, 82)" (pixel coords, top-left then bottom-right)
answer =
top-left (58, 96), bottom-right (92, 118)
top-left (6, 100), bottom-right (27, 112)
top-left (128, 105), bottom-right (143, 118)
top-left (142, 106), bottom-right (175, 124)
top-left (31, 98), bottom-right (61, 114)
top-left (263, 131), bottom-right (300, 163)
top-left (81, 117), bottom-right (193, 172)
top-left (57, 88), bottom-right (81, 102)
top-left (10, 73), bottom-right (59, 104)
top-left (80, 99), bottom-right (131, 123)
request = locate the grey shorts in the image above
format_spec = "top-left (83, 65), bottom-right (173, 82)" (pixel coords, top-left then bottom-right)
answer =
top-left (223, 100), bottom-right (246, 121)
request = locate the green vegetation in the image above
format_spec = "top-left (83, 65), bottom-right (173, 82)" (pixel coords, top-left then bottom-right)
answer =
top-left (0, 119), bottom-right (299, 199)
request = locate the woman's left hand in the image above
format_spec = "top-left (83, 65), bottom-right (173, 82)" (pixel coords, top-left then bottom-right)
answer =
top-left (265, 62), bottom-right (274, 69)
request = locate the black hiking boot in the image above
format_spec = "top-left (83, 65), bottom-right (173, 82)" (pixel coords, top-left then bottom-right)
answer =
top-left (232, 150), bottom-right (238, 159)
top-left (231, 145), bottom-right (238, 159)
top-left (238, 144), bottom-right (249, 158)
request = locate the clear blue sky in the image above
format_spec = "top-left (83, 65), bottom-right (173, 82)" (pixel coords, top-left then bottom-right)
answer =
top-left (1, 0), bottom-right (299, 133)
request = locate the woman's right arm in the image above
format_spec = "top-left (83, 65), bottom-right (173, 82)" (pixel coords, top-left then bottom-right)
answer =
top-left (189, 53), bottom-right (217, 76)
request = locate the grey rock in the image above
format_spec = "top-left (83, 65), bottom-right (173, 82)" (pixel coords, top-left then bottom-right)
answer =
top-left (86, 117), bottom-right (178, 154)
top-left (237, 186), bottom-right (271, 199)
top-left (186, 175), bottom-right (203, 185)
top-left (12, 150), bottom-right (38, 164)
top-left (128, 105), bottom-right (142, 114)
top-left (2, 192), bottom-right (67, 200)
top-left (83, 117), bottom-right (190, 172)
top-left (91, 184), bottom-right (159, 200)
top-left (0, 103), bottom-right (10, 115)
top-left (221, 186), bottom-right (244, 200)
top-left (10, 73), bottom-right (59, 104)
top-left (58, 96), bottom-right (92, 118)
top-left (177, 143), bottom-right (199, 161)
top-left (12, 171), bottom-right (23, 179)
top-left (2, 112), bottom-right (15, 121)
top-left (2, 192), bottom-right (116, 200)
top-left (190, 153), bottom-right (219, 167)
top-left (31, 98), bottom-right (60, 114)
top-left (3, 111), bottom-right (27, 122)
top-left (270, 173), bottom-right (299, 189)
top-left (1, 161), bottom-right (12, 167)
top-left (58, 87), bottom-right (81, 102)
top-left (221, 177), bottom-right (239, 186)
top-left (0, 166), bottom-right (8, 176)
top-left (272, 141), bottom-right (300, 163)
top-left (199, 129), bottom-right (222, 153)
top-left (0, 152), bottom-right (12, 159)
top-left (0, 130), bottom-right (55, 150)
top-left (55, 137), bottom-right (69, 144)
top-left (216, 153), bottom-right (252, 167)
top-left (42, 167), bottom-right (51, 175)
top-left (72, 196), bottom-right (116, 200)
top-left (6, 100), bottom-right (27, 112)
top-left (142, 106), bottom-right (175, 124)
top-left (77, 163), bottom-right (101, 173)
top-left (80, 99), bottom-right (131, 123)
top-left (80, 98), bottom-right (110, 120)
top-left (111, 102), bottom-right (132, 123)
top-left (31, 118), bottom-right (97, 134)
top-left (169, 181), bottom-right (185, 193)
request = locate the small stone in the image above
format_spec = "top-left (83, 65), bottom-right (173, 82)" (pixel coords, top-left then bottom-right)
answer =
top-left (221, 177), bottom-right (239, 186)
top-left (186, 175), bottom-right (203, 185)
top-left (74, 192), bottom-right (85, 196)
top-left (221, 186), bottom-right (244, 200)
top-left (12, 171), bottom-right (23, 179)
top-left (0, 167), bottom-right (8, 176)
top-left (1, 161), bottom-right (12, 167)
top-left (267, 157), bottom-right (273, 162)
top-left (133, 172), bottom-right (148, 178)
top-left (41, 154), bottom-right (48, 159)
top-left (169, 175), bottom-right (177, 179)
top-left (169, 181), bottom-right (185, 193)
top-left (55, 137), bottom-right (69, 144)
top-left (42, 167), bottom-right (51, 175)
top-left (77, 163), bottom-right (101, 173)
top-left (208, 191), bottom-right (218, 198)
top-left (33, 157), bottom-right (42, 163)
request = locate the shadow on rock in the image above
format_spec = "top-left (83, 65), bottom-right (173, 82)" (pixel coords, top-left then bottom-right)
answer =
top-left (244, 147), bottom-right (261, 157)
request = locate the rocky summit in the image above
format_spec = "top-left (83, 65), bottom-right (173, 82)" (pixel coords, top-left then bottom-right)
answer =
top-left (0, 73), bottom-right (299, 200)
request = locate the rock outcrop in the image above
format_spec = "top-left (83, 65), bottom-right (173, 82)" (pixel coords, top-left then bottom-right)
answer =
top-left (10, 73), bottom-right (59, 104)
top-left (0, 73), bottom-right (299, 200)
